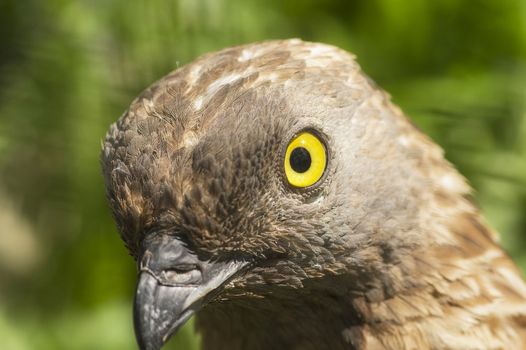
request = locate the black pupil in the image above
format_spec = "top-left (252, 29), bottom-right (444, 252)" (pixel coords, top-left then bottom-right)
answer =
top-left (290, 147), bottom-right (311, 173)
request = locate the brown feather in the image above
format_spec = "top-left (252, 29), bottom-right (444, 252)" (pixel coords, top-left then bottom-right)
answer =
top-left (102, 39), bottom-right (526, 349)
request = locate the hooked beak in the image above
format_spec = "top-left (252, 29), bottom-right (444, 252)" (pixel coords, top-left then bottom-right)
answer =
top-left (133, 235), bottom-right (249, 350)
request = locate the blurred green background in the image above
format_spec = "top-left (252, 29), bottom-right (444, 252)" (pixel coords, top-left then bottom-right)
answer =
top-left (0, 0), bottom-right (525, 349)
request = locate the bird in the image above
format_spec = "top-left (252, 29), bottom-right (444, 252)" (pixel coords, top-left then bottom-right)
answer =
top-left (101, 39), bottom-right (526, 350)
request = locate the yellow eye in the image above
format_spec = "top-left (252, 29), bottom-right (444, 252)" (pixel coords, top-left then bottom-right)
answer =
top-left (284, 131), bottom-right (327, 188)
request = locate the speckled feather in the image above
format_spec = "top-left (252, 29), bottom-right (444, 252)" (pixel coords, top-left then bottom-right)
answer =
top-left (102, 39), bottom-right (526, 349)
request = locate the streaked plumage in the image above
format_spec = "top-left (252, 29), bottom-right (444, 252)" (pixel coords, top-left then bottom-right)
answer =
top-left (102, 39), bottom-right (526, 350)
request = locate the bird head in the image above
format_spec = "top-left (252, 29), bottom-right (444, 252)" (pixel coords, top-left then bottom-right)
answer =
top-left (102, 39), bottom-right (473, 349)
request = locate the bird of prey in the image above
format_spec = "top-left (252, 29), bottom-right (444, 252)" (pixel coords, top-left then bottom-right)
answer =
top-left (101, 39), bottom-right (526, 350)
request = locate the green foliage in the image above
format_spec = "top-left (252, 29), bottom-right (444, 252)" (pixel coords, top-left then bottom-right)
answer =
top-left (0, 0), bottom-right (524, 348)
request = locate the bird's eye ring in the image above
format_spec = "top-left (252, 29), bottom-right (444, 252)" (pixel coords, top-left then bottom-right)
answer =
top-left (284, 131), bottom-right (327, 188)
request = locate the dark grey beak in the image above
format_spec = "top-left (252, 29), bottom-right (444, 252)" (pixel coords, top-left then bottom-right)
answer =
top-left (133, 235), bottom-right (248, 350)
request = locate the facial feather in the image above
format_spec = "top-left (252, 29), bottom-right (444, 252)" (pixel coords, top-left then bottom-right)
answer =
top-left (102, 39), bottom-right (526, 350)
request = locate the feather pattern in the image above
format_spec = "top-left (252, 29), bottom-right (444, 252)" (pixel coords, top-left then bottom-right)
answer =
top-left (102, 39), bottom-right (526, 349)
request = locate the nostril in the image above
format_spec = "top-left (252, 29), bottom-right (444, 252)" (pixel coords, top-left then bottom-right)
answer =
top-left (172, 264), bottom-right (198, 272)
top-left (160, 266), bottom-right (202, 286)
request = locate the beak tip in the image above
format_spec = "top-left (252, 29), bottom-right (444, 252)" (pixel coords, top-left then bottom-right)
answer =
top-left (135, 335), bottom-right (162, 350)
top-left (133, 311), bottom-right (158, 350)
top-left (134, 313), bottom-right (165, 350)
top-left (134, 272), bottom-right (197, 350)
top-left (133, 273), bottom-right (170, 350)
